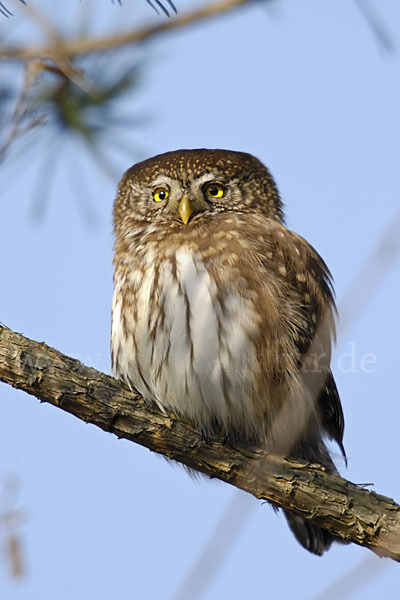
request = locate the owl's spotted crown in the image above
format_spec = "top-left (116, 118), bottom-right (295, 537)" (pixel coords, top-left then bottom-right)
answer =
top-left (125, 148), bottom-right (270, 181)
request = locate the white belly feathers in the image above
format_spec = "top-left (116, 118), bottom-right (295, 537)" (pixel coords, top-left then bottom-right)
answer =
top-left (111, 247), bottom-right (260, 432)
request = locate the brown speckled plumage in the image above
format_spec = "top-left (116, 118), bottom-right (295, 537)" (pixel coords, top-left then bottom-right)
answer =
top-left (111, 149), bottom-right (346, 555)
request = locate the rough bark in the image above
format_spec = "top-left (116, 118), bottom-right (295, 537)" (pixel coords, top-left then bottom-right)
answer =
top-left (1, 324), bottom-right (399, 561)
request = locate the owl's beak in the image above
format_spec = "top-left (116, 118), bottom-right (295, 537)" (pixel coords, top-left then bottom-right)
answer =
top-left (178, 196), bottom-right (193, 225)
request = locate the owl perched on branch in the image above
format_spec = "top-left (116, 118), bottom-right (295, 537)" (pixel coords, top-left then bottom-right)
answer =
top-left (111, 149), bottom-right (346, 555)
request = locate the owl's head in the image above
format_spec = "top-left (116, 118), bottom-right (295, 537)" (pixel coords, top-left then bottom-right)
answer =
top-left (114, 149), bottom-right (283, 232)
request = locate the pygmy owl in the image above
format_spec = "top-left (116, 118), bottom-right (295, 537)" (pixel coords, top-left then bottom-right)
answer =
top-left (111, 149), bottom-right (346, 555)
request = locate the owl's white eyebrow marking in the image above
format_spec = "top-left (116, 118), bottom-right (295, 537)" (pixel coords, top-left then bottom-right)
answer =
top-left (151, 176), bottom-right (177, 188)
top-left (194, 173), bottom-right (222, 186)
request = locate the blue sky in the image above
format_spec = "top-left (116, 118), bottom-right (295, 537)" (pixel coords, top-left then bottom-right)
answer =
top-left (1, 1), bottom-right (400, 598)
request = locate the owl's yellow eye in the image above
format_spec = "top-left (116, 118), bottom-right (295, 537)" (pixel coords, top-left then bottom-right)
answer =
top-left (153, 187), bottom-right (169, 203)
top-left (204, 183), bottom-right (225, 199)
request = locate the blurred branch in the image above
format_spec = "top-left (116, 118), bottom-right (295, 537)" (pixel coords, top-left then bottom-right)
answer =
top-left (311, 554), bottom-right (389, 600)
top-left (0, 474), bottom-right (25, 580)
top-left (0, 59), bottom-right (43, 161)
top-left (1, 324), bottom-right (400, 561)
top-left (0, 0), bottom-right (254, 174)
top-left (0, 56), bottom-right (144, 212)
top-left (338, 207), bottom-right (400, 333)
top-left (11, 0), bottom-right (93, 87)
top-left (354, 0), bottom-right (395, 54)
top-left (0, 0), bottom-right (257, 60)
top-left (171, 492), bottom-right (254, 600)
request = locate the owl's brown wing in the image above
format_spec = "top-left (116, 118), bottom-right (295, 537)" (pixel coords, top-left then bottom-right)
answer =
top-left (318, 372), bottom-right (346, 463)
top-left (288, 229), bottom-right (345, 461)
top-left (262, 223), bottom-right (346, 460)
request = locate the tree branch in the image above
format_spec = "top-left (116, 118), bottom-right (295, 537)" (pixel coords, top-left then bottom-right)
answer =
top-left (1, 324), bottom-right (399, 561)
top-left (0, 0), bottom-right (256, 60)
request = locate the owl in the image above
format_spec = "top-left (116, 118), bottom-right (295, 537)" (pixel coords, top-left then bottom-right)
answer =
top-left (111, 149), bottom-right (346, 556)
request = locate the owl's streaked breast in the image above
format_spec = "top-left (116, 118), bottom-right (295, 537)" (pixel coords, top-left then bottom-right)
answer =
top-left (111, 244), bottom-right (266, 436)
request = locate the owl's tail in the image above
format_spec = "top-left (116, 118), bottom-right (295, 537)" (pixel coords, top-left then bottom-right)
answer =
top-left (283, 511), bottom-right (333, 556)
top-left (283, 435), bottom-right (342, 556)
